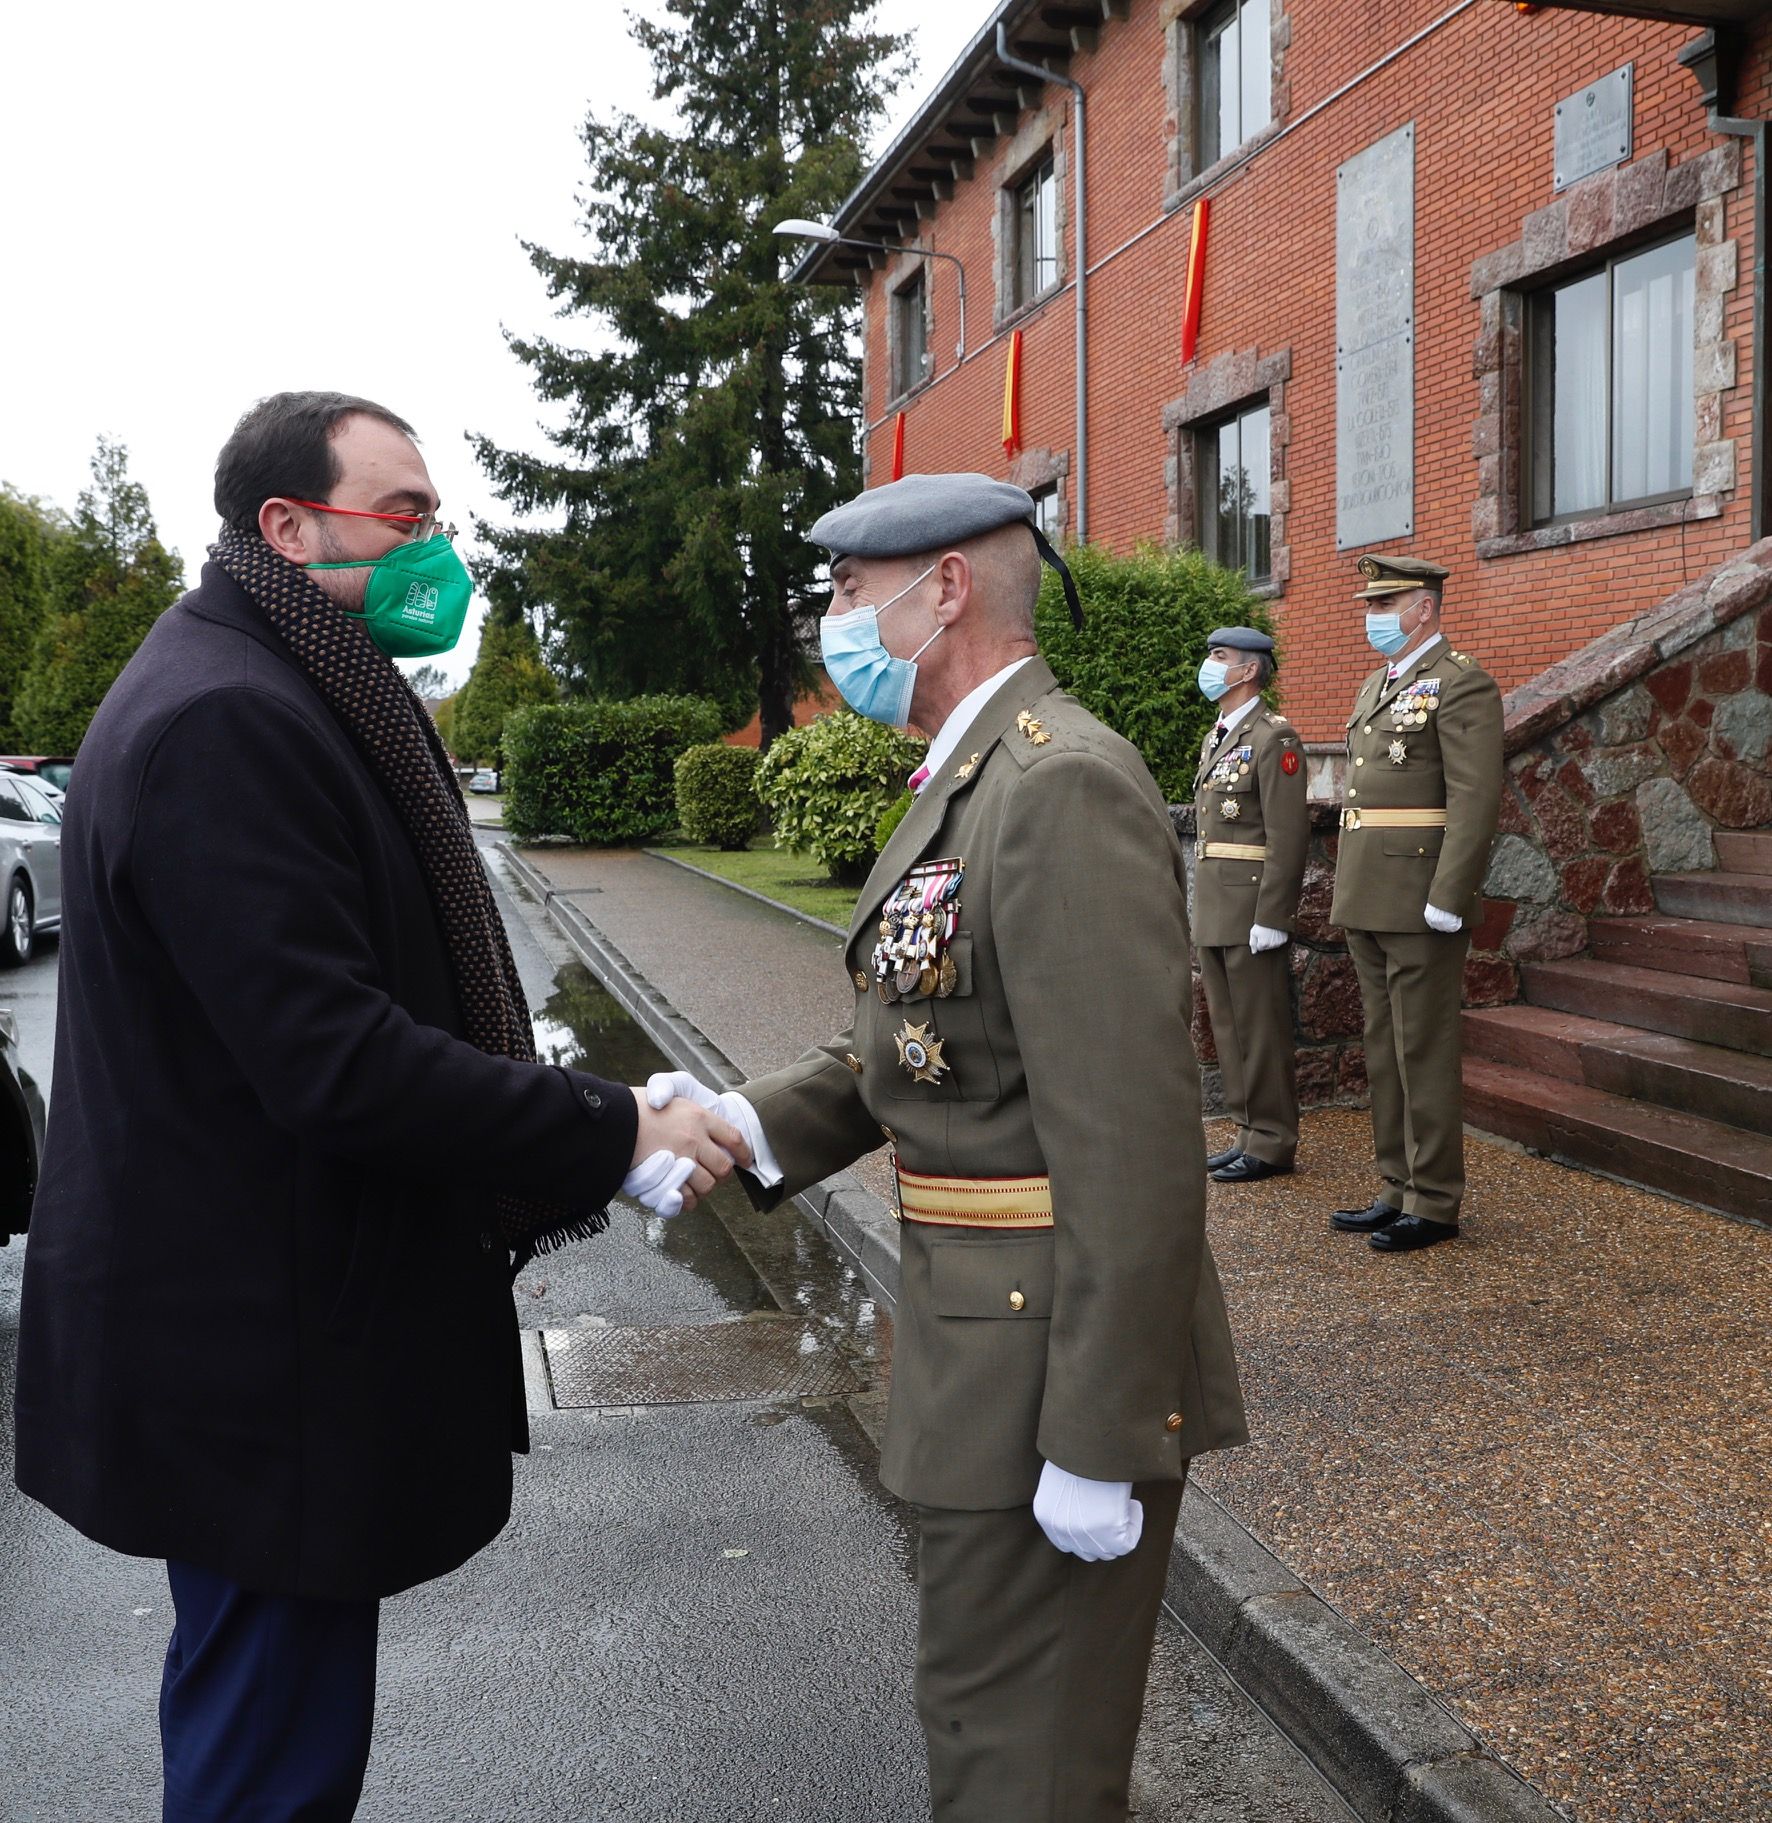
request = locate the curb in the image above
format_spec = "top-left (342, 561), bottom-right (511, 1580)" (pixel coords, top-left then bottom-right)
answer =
top-left (494, 839), bottom-right (1567, 1823)
top-left (642, 848), bottom-right (850, 940)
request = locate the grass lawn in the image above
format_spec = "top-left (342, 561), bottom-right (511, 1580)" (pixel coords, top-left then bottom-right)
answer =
top-left (652, 840), bottom-right (860, 928)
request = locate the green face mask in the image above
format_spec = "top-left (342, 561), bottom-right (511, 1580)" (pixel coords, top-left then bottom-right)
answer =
top-left (306, 534), bottom-right (474, 658)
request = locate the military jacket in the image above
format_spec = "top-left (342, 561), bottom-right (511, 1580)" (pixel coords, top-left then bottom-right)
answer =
top-left (1191, 704), bottom-right (1310, 949)
top-left (1329, 639), bottom-right (1504, 934)
top-left (741, 659), bottom-right (1248, 1511)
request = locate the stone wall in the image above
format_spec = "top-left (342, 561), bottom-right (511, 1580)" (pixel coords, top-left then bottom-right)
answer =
top-left (1171, 805), bottom-right (1367, 1115)
top-left (1467, 538), bottom-right (1772, 1004)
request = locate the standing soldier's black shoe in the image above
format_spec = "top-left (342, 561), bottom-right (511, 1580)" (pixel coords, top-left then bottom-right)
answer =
top-left (1205, 1145), bottom-right (1244, 1172)
top-left (1369, 1215), bottom-right (1459, 1252)
top-left (1331, 1198), bottom-right (1401, 1233)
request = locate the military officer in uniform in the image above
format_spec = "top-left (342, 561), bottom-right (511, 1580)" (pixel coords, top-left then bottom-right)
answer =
top-left (652, 474), bottom-right (1247, 1820)
top-left (1330, 555), bottom-right (1503, 1252)
top-left (1193, 627), bottom-right (1310, 1184)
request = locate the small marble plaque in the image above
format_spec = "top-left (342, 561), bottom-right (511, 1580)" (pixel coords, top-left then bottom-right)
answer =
top-left (1555, 64), bottom-right (1633, 192)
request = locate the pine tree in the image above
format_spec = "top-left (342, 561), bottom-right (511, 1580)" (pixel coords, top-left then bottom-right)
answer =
top-left (12, 439), bottom-right (184, 753)
top-left (451, 614), bottom-right (559, 766)
top-left (472, 0), bottom-right (907, 746)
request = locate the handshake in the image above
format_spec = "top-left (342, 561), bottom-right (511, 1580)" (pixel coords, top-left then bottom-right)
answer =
top-left (618, 1071), bottom-right (777, 1218)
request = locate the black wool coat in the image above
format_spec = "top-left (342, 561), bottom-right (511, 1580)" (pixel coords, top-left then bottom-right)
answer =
top-left (13, 564), bottom-right (639, 1601)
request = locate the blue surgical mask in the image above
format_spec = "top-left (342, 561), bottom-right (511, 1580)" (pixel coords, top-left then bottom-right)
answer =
top-left (820, 564), bottom-right (940, 728)
top-left (1198, 659), bottom-right (1230, 701)
top-left (1365, 610), bottom-right (1409, 657)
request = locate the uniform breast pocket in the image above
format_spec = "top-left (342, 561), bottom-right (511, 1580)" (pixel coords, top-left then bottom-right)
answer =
top-left (930, 1235), bottom-right (1054, 1320)
top-left (1381, 830), bottom-right (1445, 859)
top-left (885, 934), bottom-right (999, 1104)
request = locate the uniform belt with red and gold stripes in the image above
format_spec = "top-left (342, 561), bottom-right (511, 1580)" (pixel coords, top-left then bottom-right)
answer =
top-left (893, 1164), bottom-right (1054, 1229)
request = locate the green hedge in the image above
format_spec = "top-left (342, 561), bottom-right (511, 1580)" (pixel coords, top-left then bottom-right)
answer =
top-left (1035, 542), bottom-right (1273, 802)
top-left (754, 709), bottom-right (925, 882)
top-left (504, 695), bottom-right (725, 844)
top-left (874, 790), bottom-right (913, 853)
top-left (674, 743), bottom-right (763, 850)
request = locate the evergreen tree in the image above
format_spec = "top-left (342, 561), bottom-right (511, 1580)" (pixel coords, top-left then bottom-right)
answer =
top-left (12, 439), bottom-right (184, 753)
top-left (472, 0), bottom-right (907, 746)
top-left (0, 491), bottom-right (64, 748)
top-left (452, 613), bottom-right (559, 766)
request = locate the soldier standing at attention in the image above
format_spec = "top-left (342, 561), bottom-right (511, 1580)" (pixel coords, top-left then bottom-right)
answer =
top-left (1330, 555), bottom-right (1503, 1253)
top-left (1193, 628), bottom-right (1309, 1184)
top-left (651, 474), bottom-right (1248, 1821)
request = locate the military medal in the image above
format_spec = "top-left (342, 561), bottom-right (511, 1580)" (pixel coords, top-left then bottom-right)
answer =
top-left (895, 1019), bottom-right (949, 1085)
top-left (1221, 795), bottom-right (1241, 821)
top-left (1389, 739), bottom-right (1408, 765)
top-left (872, 858), bottom-right (964, 1003)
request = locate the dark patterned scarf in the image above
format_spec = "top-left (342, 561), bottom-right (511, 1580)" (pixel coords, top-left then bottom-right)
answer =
top-left (213, 527), bottom-right (609, 1261)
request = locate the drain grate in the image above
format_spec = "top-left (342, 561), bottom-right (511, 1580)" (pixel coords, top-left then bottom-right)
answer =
top-left (542, 1319), bottom-right (860, 1408)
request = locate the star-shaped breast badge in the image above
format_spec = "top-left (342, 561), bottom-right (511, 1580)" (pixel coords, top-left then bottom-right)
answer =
top-left (894, 1019), bottom-right (949, 1085)
top-left (1389, 739), bottom-right (1408, 766)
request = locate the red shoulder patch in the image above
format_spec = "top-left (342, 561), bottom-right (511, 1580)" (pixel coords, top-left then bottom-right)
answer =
top-left (1280, 750), bottom-right (1300, 775)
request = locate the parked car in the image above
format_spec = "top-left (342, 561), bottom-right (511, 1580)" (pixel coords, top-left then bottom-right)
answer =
top-left (467, 768), bottom-right (501, 795)
top-left (0, 770), bottom-right (63, 966)
top-left (0, 1005), bottom-right (45, 1244)
top-left (0, 755), bottom-right (74, 793)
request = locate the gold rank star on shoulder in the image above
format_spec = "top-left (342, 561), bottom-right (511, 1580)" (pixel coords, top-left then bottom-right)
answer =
top-left (1016, 710), bottom-right (1051, 746)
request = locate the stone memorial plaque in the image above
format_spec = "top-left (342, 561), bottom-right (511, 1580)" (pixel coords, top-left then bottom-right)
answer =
top-left (1555, 64), bottom-right (1632, 192)
top-left (1336, 124), bottom-right (1415, 551)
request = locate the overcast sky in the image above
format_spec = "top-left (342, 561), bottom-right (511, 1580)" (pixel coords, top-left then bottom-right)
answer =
top-left (0, 1), bottom-right (979, 690)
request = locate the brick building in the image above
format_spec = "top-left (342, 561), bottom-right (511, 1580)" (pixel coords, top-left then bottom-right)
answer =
top-left (790, 0), bottom-right (1768, 743)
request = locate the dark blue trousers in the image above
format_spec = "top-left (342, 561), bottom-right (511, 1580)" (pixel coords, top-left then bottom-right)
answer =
top-left (160, 1560), bottom-right (379, 1823)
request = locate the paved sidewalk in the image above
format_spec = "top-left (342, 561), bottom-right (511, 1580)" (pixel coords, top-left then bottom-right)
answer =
top-left (512, 843), bottom-right (1771, 1823)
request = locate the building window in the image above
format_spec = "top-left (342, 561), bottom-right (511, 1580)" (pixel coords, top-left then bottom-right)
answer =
top-left (1199, 0), bottom-right (1271, 170)
top-left (1013, 154), bottom-right (1059, 310)
top-left (1198, 401), bottom-right (1271, 583)
top-left (890, 270), bottom-right (927, 398)
top-left (1528, 231), bottom-right (1695, 525)
top-left (1031, 483), bottom-right (1062, 541)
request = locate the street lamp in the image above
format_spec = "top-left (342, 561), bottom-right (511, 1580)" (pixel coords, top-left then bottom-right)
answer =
top-left (774, 219), bottom-right (968, 361)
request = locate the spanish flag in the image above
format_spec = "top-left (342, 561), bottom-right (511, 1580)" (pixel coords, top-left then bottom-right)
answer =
top-left (891, 410), bottom-right (906, 481)
top-left (1180, 198), bottom-right (1209, 365)
top-left (1001, 330), bottom-right (1023, 459)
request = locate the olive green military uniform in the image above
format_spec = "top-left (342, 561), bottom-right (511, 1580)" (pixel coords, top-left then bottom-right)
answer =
top-left (1330, 587), bottom-right (1503, 1226)
top-left (742, 658), bottom-right (1247, 1820)
top-left (1193, 706), bottom-right (1310, 1169)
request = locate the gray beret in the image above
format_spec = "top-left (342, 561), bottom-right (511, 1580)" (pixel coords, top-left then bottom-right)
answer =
top-left (1205, 625), bottom-right (1274, 655)
top-left (808, 473), bottom-right (1038, 559)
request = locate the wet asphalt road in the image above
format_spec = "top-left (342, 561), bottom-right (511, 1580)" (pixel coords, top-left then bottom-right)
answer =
top-left (0, 835), bottom-right (1350, 1823)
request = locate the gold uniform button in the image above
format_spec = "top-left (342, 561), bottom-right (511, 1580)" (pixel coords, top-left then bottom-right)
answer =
top-left (845, 1053), bottom-right (864, 1074)
top-left (1165, 1412), bottom-right (1184, 1433)
top-left (1347, 787), bottom-right (1357, 799)
top-left (853, 970), bottom-right (868, 991)
top-left (1364, 724), bottom-right (1373, 734)
top-left (1009, 1290), bottom-right (1026, 1312)
top-left (1355, 756), bottom-right (1365, 766)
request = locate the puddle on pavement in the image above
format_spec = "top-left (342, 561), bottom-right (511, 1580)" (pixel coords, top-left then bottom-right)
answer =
top-left (528, 962), bottom-right (890, 1383)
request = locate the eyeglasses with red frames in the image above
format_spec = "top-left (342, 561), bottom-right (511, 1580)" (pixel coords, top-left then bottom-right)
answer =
top-left (286, 499), bottom-right (458, 544)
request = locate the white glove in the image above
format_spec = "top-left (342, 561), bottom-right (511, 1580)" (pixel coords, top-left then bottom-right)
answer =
top-left (1032, 1461), bottom-right (1144, 1562)
top-left (1247, 923), bottom-right (1288, 954)
top-left (1424, 903), bottom-right (1463, 934)
top-left (620, 1149), bottom-right (699, 1219)
top-left (646, 1071), bottom-right (783, 1188)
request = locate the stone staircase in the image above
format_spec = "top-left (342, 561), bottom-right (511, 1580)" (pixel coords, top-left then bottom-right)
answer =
top-left (1463, 829), bottom-right (1772, 1227)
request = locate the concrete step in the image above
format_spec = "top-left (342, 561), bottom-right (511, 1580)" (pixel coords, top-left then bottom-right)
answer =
top-left (1464, 1004), bottom-right (1772, 1133)
top-left (1588, 913), bottom-right (1772, 987)
top-left (1713, 829), bottom-right (1772, 873)
top-left (1652, 870), bottom-right (1772, 928)
top-left (1520, 957), bottom-right (1772, 1056)
top-left (1463, 1057), bottom-right (1772, 1227)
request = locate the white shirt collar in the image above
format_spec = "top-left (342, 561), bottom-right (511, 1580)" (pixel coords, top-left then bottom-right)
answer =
top-left (918, 657), bottom-right (1036, 787)
top-left (1388, 633), bottom-right (1443, 680)
top-left (1215, 694), bottom-right (1263, 738)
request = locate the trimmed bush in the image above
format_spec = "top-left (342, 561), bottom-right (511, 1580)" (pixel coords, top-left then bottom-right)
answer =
top-left (675, 743), bottom-right (763, 849)
top-left (874, 790), bottom-right (913, 853)
top-left (504, 695), bottom-right (725, 844)
top-left (1035, 542), bottom-right (1273, 802)
top-left (754, 709), bottom-right (925, 882)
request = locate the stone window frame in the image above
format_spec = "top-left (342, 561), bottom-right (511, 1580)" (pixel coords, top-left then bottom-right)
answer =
top-left (993, 111), bottom-right (1069, 330)
top-left (1468, 142), bottom-right (1742, 559)
top-left (1161, 0), bottom-right (1290, 214)
top-left (1011, 448), bottom-right (1072, 540)
top-left (882, 245), bottom-right (936, 407)
top-left (1161, 347), bottom-right (1292, 596)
